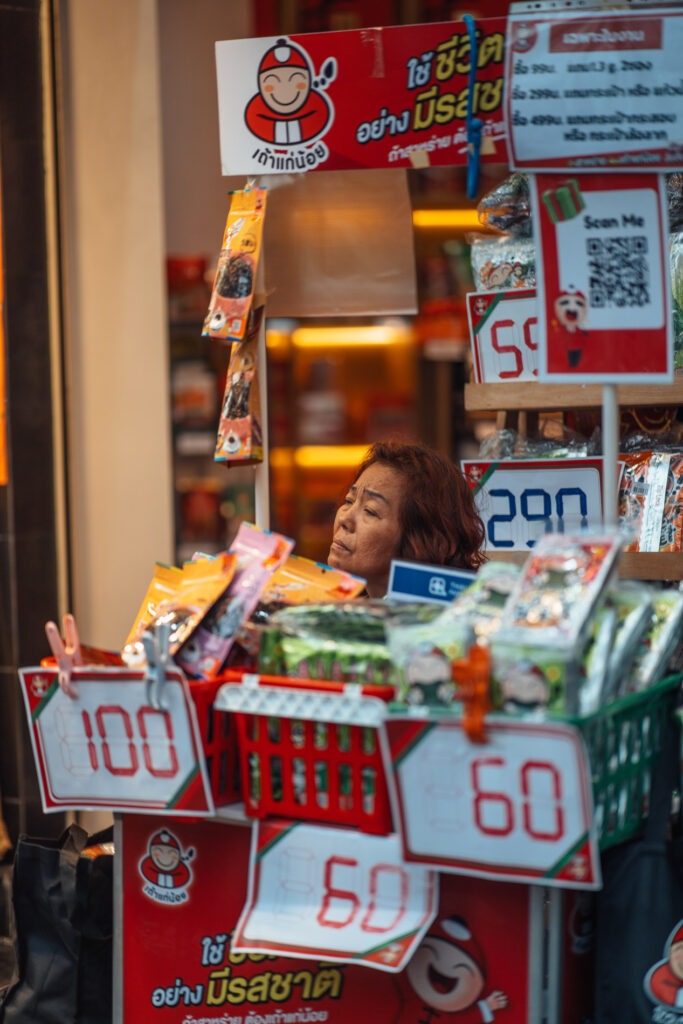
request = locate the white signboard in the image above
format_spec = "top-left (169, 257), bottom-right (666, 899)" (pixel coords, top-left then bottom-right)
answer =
top-left (505, 7), bottom-right (683, 170)
top-left (19, 667), bottom-right (214, 816)
top-left (462, 459), bottom-right (605, 551)
top-left (386, 714), bottom-right (600, 889)
top-left (467, 289), bottom-right (539, 382)
top-left (233, 821), bottom-right (438, 971)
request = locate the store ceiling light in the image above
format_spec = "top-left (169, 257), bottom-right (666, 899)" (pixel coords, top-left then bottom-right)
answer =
top-left (291, 324), bottom-right (412, 348)
top-left (411, 209), bottom-right (482, 230)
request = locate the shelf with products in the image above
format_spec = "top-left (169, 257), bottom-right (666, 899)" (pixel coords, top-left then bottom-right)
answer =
top-left (464, 379), bottom-right (683, 580)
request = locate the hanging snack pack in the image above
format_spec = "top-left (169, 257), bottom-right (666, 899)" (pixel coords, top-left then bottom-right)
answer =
top-left (203, 185), bottom-right (266, 342)
top-left (491, 532), bottom-right (623, 716)
top-left (258, 600), bottom-right (440, 685)
top-left (622, 587), bottom-right (683, 695)
top-left (176, 522), bottom-right (293, 679)
top-left (618, 450), bottom-right (683, 552)
top-left (121, 554), bottom-right (237, 665)
top-left (215, 305), bottom-right (264, 464)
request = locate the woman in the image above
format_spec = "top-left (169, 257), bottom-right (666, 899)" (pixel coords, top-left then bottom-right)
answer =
top-left (327, 441), bottom-right (486, 598)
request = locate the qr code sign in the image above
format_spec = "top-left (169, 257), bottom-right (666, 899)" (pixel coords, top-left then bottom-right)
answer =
top-left (587, 235), bottom-right (649, 308)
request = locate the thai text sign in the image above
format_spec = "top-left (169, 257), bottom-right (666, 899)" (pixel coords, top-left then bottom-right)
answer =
top-left (215, 20), bottom-right (506, 175)
top-left (506, 7), bottom-right (683, 171)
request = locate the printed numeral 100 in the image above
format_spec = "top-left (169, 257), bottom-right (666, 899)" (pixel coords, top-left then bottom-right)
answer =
top-left (78, 704), bottom-right (179, 777)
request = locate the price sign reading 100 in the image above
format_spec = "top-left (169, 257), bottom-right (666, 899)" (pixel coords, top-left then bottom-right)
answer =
top-left (462, 461), bottom-right (604, 551)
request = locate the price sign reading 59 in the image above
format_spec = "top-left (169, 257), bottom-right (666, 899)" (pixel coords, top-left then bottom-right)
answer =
top-left (467, 289), bottom-right (539, 383)
top-left (461, 458), bottom-right (605, 551)
top-left (386, 715), bottom-right (600, 889)
top-left (19, 667), bottom-right (214, 816)
top-left (233, 822), bottom-right (437, 972)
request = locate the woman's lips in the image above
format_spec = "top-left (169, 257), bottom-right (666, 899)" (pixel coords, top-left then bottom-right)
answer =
top-left (330, 538), bottom-right (350, 554)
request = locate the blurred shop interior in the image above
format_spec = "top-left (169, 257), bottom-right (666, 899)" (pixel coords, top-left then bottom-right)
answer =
top-left (165, 0), bottom-right (511, 567)
top-left (0, 0), bottom-right (508, 847)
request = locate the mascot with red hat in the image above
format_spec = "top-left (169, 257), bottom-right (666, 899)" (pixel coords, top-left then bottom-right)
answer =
top-left (395, 916), bottom-right (508, 1023)
top-left (140, 829), bottom-right (193, 890)
top-left (245, 37), bottom-right (334, 146)
top-left (646, 920), bottom-right (683, 1008)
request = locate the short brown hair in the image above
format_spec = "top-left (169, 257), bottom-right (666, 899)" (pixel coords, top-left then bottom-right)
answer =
top-left (354, 441), bottom-right (486, 571)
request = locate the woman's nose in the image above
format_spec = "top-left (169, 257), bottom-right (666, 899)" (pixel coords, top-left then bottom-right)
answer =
top-left (337, 503), bottom-right (355, 530)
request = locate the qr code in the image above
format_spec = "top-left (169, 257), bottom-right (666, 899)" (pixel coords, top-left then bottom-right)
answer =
top-left (586, 235), bottom-right (649, 308)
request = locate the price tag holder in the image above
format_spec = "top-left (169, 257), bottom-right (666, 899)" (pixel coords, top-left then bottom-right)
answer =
top-left (467, 288), bottom-right (539, 383)
top-left (387, 559), bottom-right (475, 604)
top-left (462, 458), bottom-right (606, 551)
top-left (385, 713), bottom-right (600, 890)
top-left (233, 821), bottom-right (438, 972)
top-left (19, 666), bottom-right (215, 816)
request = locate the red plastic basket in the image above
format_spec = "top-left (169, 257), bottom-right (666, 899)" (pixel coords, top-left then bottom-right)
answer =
top-left (188, 676), bottom-right (242, 808)
top-left (216, 670), bottom-right (395, 834)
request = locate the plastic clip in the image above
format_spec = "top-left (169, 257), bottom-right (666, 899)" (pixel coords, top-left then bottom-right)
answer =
top-left (44, 614), bottom-right (83, 698)
top-left (464, 13), bottom-right (483, 201)
top-left (452, 642), bottom-right (491, 744)
top-left (142, 621), bottom-right (172, 710)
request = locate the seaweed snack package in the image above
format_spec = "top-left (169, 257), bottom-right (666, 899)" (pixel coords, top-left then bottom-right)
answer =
top-left (577, 602), bottom-right (618, 716)
top-left (468, 232), bottom-right (536, 291)
top-left (203, 185), bottom-right (266, 342)
top-left (385, 605), bottom-right (473, 707)
top-left (623, 586), bottom-right (683, 694)
top-left (215, 305), bottom-right (264, 464)
top-left (489, 638), bottom-right (580, 716)
top-left (258, 600), bottom-right (439, 685)
top-left (121, 554), bottom-right (237, 666)
top-left (617, 450), bottom-right (683, 552)
top-left (600, 582), bottom-right (653, 704)
top-left (176, 522), bottom-right (293, 679)
top-left (449, 559), bottom-right (522, 640)
top-left (239, 554), bottom-right (366, 657)
top-left (476, 172), bottom-right (532, 237)
top-left (497, 531), bottom-right (622, 652)
top-left (121, 562), bottom-right (183, 665)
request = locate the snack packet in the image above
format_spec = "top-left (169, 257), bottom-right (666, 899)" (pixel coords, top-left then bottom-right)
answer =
top-left (176, 523), bottom-right (293, 679)
top-left (600, 582), bottom-right (653, 704)
top-left (577, 603), bottom-right (618, 715)
top-left (215, 305), bottom-right (264, 464)
top-left (203, 186), bottom-right (266, 342)
top-left (122, 555), bottom-right (236, 666)
top-left (490, 638), bottom-right (579, 716)
top-left (623, 587), bottom-right (683, 694)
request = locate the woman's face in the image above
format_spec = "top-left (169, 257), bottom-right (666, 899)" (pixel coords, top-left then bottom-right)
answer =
top-left (327, 462), bottom-right (404, 598)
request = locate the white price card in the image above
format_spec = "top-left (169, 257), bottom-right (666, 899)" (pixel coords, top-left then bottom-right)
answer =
top-left (233, 821), bottom-right (438, 971)
top-left (505, 7), bottom-right (683, 171)
top-left (467, 289), bottom-right (539, 383)
top-left (462, 458), bottom-right (605, 551)
top-left (386, 714), bottom-right (600, 890)
top-left (19, 666), bottom-right (215, 816)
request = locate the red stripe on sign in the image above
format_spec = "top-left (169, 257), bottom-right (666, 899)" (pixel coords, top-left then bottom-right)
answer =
top-left (549, 16), bottom-right (662, 52)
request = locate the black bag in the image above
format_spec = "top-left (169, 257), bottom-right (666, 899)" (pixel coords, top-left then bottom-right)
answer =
top-left (0, 824), bottom-right (113, 1024)
top-left (594, 714), bottom-right (683, 1023)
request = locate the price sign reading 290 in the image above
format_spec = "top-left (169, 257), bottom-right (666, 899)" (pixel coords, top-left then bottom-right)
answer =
top-left (19, 668), bottom-right (213, 815)
top-left (387, 715), bottom-right (600, 889)
top-left (461, 459), bottom-right (605, 551)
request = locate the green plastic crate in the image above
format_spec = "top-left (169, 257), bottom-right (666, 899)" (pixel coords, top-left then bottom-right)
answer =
top-left (571, 673), bottom-right (682, 850)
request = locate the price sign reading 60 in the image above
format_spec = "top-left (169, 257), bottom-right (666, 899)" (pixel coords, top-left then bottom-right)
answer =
top-left (461, 458), bottom-right (605, 551)
top-left (232, 822), bottom-right (437, 972)
top-left (386, 714), bottom-right (600, 889)
top-left (19, 667), bottom-right (214, 816)
top-left (467, 289), bottom-right (539, 383)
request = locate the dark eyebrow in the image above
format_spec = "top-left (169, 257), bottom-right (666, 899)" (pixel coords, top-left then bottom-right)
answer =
top-left (356, 486), bottom-right (390, 505)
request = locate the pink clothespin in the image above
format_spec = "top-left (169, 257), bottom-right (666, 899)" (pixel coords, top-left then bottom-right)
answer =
top-left (45, 613), bottom-right (83, 698)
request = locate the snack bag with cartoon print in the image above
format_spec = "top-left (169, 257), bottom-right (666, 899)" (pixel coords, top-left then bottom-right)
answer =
top-left (203, 185), bottom-right (266, 342)
top-left (215, 305), bottom-right (264, 464)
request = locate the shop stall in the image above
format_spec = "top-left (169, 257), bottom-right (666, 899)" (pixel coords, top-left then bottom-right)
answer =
top-left (11, 5), bottom-right (683, 1024)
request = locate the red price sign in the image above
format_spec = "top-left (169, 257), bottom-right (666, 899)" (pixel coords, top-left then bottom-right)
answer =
top-left (386, 714), bottom-right (600, 889)
top-left (233, 821), bottom-right (437, 971)
top-left (19, 667), bottom-right (214, 815)
top-left (467, 289), bottom-right (539, 383)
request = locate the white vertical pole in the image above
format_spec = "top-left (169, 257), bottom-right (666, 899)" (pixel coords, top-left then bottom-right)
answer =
top-left (602, 384), bottom-right (619, 527)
